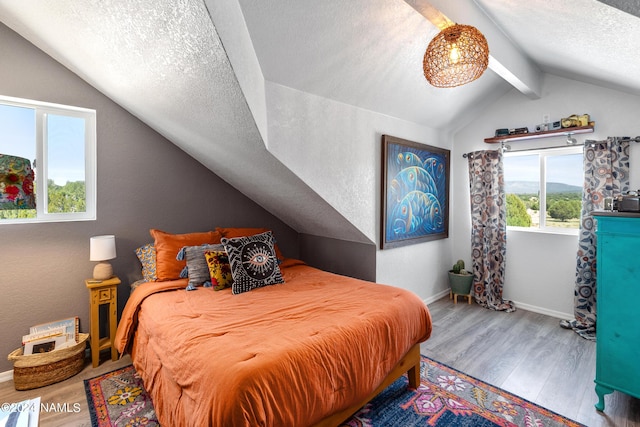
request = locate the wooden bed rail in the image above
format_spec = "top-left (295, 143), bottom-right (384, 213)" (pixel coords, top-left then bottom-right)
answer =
top-left (312, 343), bottom-right (422, 427)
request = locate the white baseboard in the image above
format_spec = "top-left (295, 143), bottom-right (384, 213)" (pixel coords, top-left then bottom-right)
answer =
top-left (422, 290), bottom-right (573, 321)
top-left (0, 369), bottom-right (12, 383)
top-left (423, 288), bottom-right (450, 305)
top-left (512, 300), bottom-right (573, 320)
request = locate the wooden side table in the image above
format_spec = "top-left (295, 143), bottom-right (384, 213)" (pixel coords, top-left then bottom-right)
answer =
top-left (85, 276), bottom-right (121, 367)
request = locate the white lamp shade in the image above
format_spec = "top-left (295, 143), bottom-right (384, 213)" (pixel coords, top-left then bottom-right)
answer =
top-left (90, 235), bottom-right (117, 261)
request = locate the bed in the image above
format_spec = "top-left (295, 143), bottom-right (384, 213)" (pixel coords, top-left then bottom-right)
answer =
top-left (115, 229), bottom-right (432, 426)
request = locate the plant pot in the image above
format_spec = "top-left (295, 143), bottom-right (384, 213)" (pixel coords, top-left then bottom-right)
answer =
top-left (448, 271), bottom-right (473, 296)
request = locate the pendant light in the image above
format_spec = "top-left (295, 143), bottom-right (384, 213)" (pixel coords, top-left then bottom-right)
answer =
top-left (423, 24), bottom-right (489, 88)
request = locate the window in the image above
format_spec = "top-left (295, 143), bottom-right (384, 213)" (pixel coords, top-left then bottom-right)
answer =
top-left (0, 95), bottom-right (96, 224)
top-left (504, 146), bottom-right (583, 233)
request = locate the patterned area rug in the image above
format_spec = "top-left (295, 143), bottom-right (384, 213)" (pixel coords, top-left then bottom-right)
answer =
top-left (84, 356), bottom-right (585, 427)
top-left (84, 365), bottom-right (158, 427)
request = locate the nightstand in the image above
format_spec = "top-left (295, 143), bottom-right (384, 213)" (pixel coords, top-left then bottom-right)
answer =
top-left (85, 276), bottom-right (121, 367)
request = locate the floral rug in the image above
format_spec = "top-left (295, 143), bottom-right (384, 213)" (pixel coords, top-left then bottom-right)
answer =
top-left (84, 356), bottom-right (585, 427)
top-left (84, 365), bottom-right (158, 427)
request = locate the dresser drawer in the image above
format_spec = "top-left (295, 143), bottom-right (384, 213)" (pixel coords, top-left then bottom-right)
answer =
top-left (97, 288), bottom-right (113, 303)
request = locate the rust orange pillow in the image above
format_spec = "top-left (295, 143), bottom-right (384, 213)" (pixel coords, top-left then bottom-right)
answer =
top-left (215, 227), bottom-right (284, 262)
top-left (150, 229), bottom-right (222, 281)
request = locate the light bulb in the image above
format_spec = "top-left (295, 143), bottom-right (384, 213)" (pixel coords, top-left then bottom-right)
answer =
top-left (449, 46), bottom-right (460, 63)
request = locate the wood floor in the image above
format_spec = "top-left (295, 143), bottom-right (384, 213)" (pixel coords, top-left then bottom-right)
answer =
top-left (0, 353), bottom-right (131, 427)
top-left (0, 296), bottom-right (638, 426)
top-left (422, 296), bottom-right (640, 427)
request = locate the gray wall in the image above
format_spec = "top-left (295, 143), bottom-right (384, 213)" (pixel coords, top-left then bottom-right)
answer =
top-left (0, 23), bottom-right (298, 372)
top-left (299, 234), bottom-right (376, 282)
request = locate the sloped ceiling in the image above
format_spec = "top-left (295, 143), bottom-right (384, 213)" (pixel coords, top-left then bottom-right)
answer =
top-left (474, 0), bottom-right (640, 95)
top-left (235, 0), bottom-right (510, 129)
top-left (0, 0), bottom-right (638, 244)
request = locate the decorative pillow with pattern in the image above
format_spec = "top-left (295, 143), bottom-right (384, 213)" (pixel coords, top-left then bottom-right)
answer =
top-left (177, 244), bottom-right (225, 290)
top-left (215, 227), bottom-right (285, 263)
top-left (135, 243), bottom-right (157, 282)
top-left (150, 229), bottom-right (222, 281)
top-left (204, 250), bottom-right (234, 291)
top-left (221, 231), bottom-right (284, 294)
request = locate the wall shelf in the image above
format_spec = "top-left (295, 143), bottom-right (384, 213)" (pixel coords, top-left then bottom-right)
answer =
top-left (484, 125), bottom-right (594, 144)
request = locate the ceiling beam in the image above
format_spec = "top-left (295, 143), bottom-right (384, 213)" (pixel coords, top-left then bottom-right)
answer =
top-left (596, 0), bottom-right (640, 19)
top-left (405, 0), bottom-right (542, 99)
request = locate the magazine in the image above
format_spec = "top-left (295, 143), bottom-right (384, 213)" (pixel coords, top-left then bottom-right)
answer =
top-left (29, 317), bottom-right (79, 343)
top-left (0, 397), bottom-right (40, 427)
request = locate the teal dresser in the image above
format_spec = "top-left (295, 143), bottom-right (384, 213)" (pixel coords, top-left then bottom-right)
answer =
top-left (593, 211), bottom-right (640, 411)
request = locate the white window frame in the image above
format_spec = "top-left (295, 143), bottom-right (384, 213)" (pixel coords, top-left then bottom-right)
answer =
top-left (505, 145), bottom-right (583, 235)
top-left (0, 95), bottom-right (96, 224)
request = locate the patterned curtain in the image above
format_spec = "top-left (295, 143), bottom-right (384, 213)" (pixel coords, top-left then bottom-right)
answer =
top-left (467, 150), bottom-right (515, 312)
top-left (562, 138), bottom-right (630, 340)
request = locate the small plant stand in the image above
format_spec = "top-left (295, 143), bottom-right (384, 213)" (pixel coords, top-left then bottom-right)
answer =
top-left (449, 290), bottom-right (473, 304)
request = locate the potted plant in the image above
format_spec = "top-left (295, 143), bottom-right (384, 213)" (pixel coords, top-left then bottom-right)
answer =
top-left (448, 259), bottom-right (473, 303)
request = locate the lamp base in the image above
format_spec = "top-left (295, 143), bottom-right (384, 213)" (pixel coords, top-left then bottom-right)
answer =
top-left (93, 262), bottom-right (113, 281)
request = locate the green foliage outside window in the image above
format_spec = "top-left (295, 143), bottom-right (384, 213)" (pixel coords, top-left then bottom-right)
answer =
top-left (0, 180), bottom-right (85, 218)
top-left (548, 199), bottom-right (581, 222)
top-left (47, 180), bottom-right (86, 213)
top-left (506, 193), bottom-right (531, 227)
top-left (0, 207), bottom-right (35, 219)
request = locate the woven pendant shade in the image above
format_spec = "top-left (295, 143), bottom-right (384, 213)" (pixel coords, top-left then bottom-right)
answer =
top-left (423, 24), bottom-right (489, 88)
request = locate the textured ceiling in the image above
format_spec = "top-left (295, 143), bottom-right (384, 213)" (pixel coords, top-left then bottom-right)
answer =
top-left (0, 0), bottom-right (639, 243)
top-left (237, 0), bottom-right (510, 129)
top-left (0, 0), bottom-right (371, 243)
top-left (474, 0), bottom-right (640, 94)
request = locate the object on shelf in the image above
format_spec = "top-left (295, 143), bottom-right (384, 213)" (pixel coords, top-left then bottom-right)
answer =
top-left (618, 192), bottom-right (640, 212)
top-left (534, 121), bottom-right (562, 132)
top-left (484, 124), bottom-right (594, 144)
top-left (561, 114), bottom-right (590, 128)
top-left (509, 127), bottom-right (529, 135)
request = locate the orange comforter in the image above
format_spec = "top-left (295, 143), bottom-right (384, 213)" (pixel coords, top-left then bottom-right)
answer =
top-left (115, 259), bottom-right (431, 426)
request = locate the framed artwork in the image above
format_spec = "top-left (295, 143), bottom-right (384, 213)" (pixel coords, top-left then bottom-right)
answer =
top-left (381, 135), bottom-right (450, 249)
top-left (23, 334), bottom-right (67, 355)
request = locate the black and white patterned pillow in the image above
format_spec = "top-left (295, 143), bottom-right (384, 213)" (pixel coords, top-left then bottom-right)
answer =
top-left (221, 231), bottom-right (284, 294)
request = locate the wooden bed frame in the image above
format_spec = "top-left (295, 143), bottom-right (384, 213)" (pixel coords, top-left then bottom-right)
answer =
top-left (117, 262), bottom-right (430, 426)
top-left (313, 343), bottom-right (421, 427)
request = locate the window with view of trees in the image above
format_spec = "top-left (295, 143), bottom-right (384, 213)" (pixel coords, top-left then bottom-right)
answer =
top-left (503, 146), bottom-right (583, 232)
top-left (0, 96), bottom-right (96, 224)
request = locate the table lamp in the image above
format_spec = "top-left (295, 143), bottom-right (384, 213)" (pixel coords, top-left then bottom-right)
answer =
top-left (90, 235), bottom-right (116, 280)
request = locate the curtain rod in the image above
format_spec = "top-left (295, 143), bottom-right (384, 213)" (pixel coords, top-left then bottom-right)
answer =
top-left (462, 143), bottom-right (583, 158)
top-left (585, 136), bottom-right (640, 143)
top-left (462, 136), bottom-right (640, 158)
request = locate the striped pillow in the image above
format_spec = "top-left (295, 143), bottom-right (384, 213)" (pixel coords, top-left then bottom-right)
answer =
top-left (177, 244), bottom-right (225, 290)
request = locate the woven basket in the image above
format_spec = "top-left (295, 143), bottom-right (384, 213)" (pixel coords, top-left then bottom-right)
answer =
top-left (7, 333), bottom-right (88, 390)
